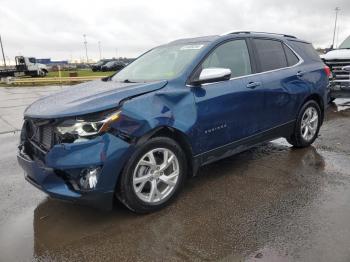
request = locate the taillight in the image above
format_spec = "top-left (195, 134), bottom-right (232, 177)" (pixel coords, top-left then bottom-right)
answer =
top-left (324, 65), bottom-right (331, 78)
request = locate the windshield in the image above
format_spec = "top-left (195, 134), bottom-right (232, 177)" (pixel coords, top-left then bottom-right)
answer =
top-left (96, 61), bottom-right (105, 66)
top-left (105, 61), bottom-right (116, 66)
top-left (339, 36), bottom-right (350, 49)
top-left (112, 43), bottom-right (207, 82)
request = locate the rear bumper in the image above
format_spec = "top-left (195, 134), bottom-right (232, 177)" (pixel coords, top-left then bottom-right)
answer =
top-left (17, 133), bottom-right (134, 210)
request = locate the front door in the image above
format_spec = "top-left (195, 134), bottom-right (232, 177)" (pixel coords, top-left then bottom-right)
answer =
top-left (191, 39), bottom-right (265, 154)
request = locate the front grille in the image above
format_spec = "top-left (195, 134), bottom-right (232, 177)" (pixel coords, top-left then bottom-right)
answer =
top-left (324, 59), bottom-right (350, 86)
top-left (41, 125), bottom-right (53, 149)
top-left (25, 119), bottom-right (55, 151)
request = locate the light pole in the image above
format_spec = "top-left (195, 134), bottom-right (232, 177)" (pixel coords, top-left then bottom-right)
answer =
top-left (83, 34), bottom-right (89, 63)
top-left (332, 7), bottom-right (340, 49)
top-left (0, 34), bottom-right (6, 68)
top-left (98, 41), bottom-right (102, 60)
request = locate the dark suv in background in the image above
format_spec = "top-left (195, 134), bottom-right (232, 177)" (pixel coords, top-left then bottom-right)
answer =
top-left (18, 31), bottom-right (329, 213)
top-left (101, 60), bottom-right (126, 72)
top-left (91, 59), bottom-right (112, 71)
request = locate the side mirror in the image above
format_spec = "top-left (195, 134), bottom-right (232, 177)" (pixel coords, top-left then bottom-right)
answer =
top-left (192, 68), bottom-right (231, 85)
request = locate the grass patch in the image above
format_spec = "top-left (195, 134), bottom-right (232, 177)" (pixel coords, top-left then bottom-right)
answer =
top-left (46, 69), bottom-right (115, 78)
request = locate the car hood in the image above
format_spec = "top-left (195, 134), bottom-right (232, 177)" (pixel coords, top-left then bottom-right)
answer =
top-left (321, 49), bottom-right (350, 60)
top-left (24, 79), bottom-right (167, 118)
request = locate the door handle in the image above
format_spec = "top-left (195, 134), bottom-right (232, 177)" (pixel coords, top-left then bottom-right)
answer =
top-left (296, 71), bottom-right (304, 77)
top-left (246, 81), bottom-right (261, 89)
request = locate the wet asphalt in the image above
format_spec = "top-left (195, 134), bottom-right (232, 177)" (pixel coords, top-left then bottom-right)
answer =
top-left (0, 86), bottom-right (350, 262)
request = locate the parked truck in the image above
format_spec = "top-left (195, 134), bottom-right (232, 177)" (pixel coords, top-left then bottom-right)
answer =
top-left (0, 56), bottom-right (48, 78)
top-left (321, 36), bottom-right (350, 100)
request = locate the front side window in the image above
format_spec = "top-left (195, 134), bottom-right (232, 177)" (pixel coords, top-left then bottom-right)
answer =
top-left (29, 58), bottom-right (36, 63)
top-left (113, 43), bottom-right (207, 82)
top-left (254, 39), bottom-right (288, 72)
top-left (201, 40), bottom-right (252, 78)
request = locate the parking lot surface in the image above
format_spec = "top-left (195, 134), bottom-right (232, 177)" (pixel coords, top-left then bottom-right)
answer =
top-left (0, 86), bottom-right (350, 262)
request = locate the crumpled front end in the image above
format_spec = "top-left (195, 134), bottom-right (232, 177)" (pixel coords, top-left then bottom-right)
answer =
top-left (17, 119), bottom-right (135, 210)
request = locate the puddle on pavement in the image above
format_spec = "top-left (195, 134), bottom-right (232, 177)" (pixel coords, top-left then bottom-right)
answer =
top-left (1, 142), bottom-right (350, 261)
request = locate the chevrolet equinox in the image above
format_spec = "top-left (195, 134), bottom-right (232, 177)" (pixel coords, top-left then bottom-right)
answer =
top-left (17, 31), bottom-right (330, 213)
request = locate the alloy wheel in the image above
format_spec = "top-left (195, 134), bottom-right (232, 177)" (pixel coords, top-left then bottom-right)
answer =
top-left (132, 148), bottom-right (180, 203)
top-left (301, 107), bottom-right (319, 142)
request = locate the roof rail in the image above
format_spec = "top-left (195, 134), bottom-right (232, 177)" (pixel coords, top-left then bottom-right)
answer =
top-left (221, 31), bottom-right (297, 39)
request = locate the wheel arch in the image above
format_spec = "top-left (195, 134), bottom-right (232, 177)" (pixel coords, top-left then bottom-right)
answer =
top-left (136, 126), bottom-right (195, 177)
top-left (301, 93), bottom-right (324, 123)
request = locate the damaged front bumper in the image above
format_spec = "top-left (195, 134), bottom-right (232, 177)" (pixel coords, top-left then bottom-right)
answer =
top-left (17, 133), bottom-right (134, 210)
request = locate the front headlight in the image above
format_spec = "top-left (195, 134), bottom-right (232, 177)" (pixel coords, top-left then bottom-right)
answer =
top-left (56, 110), bottom-right (121, 137)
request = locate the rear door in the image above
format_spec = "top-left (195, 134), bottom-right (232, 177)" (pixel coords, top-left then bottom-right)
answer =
top-left (252, 38), bottom-right (302, 130)
top-left (191, 39), bottom-right (264, 153)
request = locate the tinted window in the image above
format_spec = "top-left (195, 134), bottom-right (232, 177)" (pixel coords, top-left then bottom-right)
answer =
top-left (201, 40), bottom-right (252, 78)
top-left (283, 44), bottom-right (299, 66)
top-left (289, 41), bottom-right (321, 62)
top-left (254, 39), bottom-right (287, 71)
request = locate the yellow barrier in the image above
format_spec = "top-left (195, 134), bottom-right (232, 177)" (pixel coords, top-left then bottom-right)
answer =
top-left (9, 76), bottom-right (107, 84)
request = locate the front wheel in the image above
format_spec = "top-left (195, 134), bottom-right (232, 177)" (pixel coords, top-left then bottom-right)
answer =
top-left (38, 70), bottom-right (47, 77)
top-left (116, 137), bottom-right (187, 213)
top-left (287, 100), bottom-right (321, 148)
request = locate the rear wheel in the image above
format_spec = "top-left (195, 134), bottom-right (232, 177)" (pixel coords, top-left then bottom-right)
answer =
top-left (116, 137), bottom-right (187, 213)
top-left (287, 100), bottom-right (321, 148)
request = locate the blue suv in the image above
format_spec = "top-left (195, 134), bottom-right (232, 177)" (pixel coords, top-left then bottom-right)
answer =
top-left (17, 31), bottom-right (329, 213)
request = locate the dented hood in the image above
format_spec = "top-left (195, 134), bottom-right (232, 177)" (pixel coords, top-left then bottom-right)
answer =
top-left (24, 79), bottom-right (167, 118)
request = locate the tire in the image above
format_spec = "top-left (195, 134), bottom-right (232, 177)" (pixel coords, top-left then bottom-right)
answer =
top-left (116, 137), bottom-right (187, 213)
top-left (287, 100), bottom-right (322, 148)
top-left (38, 70), bottom-right (46, 77)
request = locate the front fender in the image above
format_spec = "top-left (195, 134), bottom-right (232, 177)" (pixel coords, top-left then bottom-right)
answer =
top-left (113, 84), bottom-right (199, 152)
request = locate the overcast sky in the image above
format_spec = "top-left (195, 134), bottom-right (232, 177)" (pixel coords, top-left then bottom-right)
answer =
top-left (0, 0), bottom-right (350, 62)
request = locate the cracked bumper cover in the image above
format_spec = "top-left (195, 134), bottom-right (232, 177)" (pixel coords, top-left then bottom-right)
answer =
top-left (17, 133), bottom-right (134, 210)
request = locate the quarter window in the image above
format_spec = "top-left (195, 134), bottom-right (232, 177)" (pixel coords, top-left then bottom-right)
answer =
top-left (289, 41), bottom-right (321, 62)
top-left (201, 40), bottom-right (252, 78)
top-left (253, 39), bottom-right (288, 71)
top-left (283, 44), bottom-right (299, 66)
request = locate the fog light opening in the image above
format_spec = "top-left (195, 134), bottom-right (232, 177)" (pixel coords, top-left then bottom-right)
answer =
top-left (79, 167), bottom-right (101, 190)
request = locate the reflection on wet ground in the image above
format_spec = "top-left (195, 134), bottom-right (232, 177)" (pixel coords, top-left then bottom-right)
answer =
top-left (0, 98), bottom-right (350, 261)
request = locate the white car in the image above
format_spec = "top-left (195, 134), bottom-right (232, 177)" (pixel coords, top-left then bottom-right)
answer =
top-left (321, 36), bottom-right (350, 100)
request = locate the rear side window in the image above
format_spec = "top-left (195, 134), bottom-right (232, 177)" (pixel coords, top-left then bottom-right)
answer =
top-left (201, 40), bottom-right (252, 78)
top-left (283, 44), bottom-right (299, 66)
top-left (253, 39), bottom-right (288, 71)
top-left (288, 41), bottom-right (321, 62)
